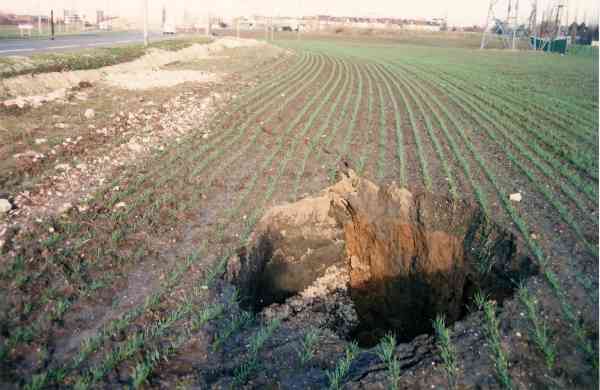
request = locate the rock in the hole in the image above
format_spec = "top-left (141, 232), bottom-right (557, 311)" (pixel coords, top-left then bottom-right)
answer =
top-left (0, 199), bottom-right (12, 214)
top-left (231, 171), bottom-right (359, 308)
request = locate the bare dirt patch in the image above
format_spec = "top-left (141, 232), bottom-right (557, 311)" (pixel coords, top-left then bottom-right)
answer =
top-left (0, 37), bottom-right (268, 100)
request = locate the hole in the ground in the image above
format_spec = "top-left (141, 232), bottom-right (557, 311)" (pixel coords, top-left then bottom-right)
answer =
top-left (227, 171), bottom-right (537, 348)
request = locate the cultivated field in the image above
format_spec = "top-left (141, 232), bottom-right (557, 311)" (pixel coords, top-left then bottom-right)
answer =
top-left (0, 35), bottom-right (598, 389)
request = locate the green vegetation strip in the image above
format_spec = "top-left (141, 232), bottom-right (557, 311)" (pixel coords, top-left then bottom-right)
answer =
top-left (0, 36), bottom-right (212, 78)
top-left (392, 61), bottom-right (598, 255)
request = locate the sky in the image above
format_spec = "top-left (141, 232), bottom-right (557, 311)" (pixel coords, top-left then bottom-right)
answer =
top-left (1, 0), bottom-right (599, 27)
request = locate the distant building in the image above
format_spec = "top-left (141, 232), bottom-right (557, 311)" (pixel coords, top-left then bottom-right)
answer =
top-left (96, 10), bottom-right (104, 25)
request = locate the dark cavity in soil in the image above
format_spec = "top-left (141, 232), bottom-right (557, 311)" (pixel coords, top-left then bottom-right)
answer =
top-left (229, 171), bottom-right (536, 347)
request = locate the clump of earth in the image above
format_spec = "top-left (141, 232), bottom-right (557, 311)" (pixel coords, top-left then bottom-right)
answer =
top-left (228, 170), bottom-right (535, 347)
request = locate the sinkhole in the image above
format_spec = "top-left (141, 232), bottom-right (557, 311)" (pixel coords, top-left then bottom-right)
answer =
top-left (227, 170), bottom-right (537, 347)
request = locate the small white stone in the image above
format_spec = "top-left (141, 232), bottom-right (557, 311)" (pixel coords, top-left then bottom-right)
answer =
top-left (0, 199), bottom-right (12, 214)
top-left (84, 108), bottom-right (95, 119)
top-left (35, 138), bottom-right (47, 145)
top-left (509, 193), bottom-right (522, 202)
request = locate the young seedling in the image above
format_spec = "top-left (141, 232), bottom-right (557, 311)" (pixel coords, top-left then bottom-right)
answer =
top-left (433, 315), bottom-right (458, 389)
top-left (295, 328), bottom-right (320, 366)
top-left (376, 333), bottom-right (401, 390)
top-left (517, 285), bottom-right (556, 371)
top-left (475, 292), bottom-right (513, 390)
top-left (326, 341), bottom-right (360, 390)
top-left (212, 311), bottom-right (254, 352)
top-left (233, 318), bottom-right (281, 385)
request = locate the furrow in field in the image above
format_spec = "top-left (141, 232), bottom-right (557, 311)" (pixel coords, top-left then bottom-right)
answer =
top-left (416, 63), bottom-right (599, 181)
top-left (248, 57), bottom-right (345, 213)
top-left (199, 54), bottom-right (339, 223)
top-left (435, 59), bottom-right (598, 133)
top-left (305, 56), bottom-right (357, 189)
top-left (439, 65), bottom-right (597, 146)
top-left (397, 61), bottom-right (599, 204)
top-left (377, 63), bottom-right (457, 198)
top-left (384, 65), bottom-right (487, 211)
top-left (448, 64), bottom-right (598, 135)
top-left (356, 59), bottom-right (377, 177)
top-left (291, 56), bottom-right (354, 198)
top-left (326, 60), bottom-right (364, 184)
top-left (193, 55), bottom-right (336, 197)
top-left (405, 63), bottom-right (599, 228)
top-left (446, 70), bottom-right (599, 170)
top-left (375, 59), bottom-right (406, 186)
top-left (372, 64), bottom-right (389, 182)
top-left (378, 63), bottom-right (432, 191)
top-left (203, 53), bottom-right (338, 244)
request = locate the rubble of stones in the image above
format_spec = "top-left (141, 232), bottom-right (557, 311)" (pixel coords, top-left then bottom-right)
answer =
top-left (0, 88), bottom-right (229, 252)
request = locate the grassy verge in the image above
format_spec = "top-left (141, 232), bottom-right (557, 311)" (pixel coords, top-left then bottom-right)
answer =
top-left (0, 36), bottom-right (212, 79)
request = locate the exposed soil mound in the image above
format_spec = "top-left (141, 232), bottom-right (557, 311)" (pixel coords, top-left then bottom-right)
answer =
top-left (229, 170), bottom-right (536, 346)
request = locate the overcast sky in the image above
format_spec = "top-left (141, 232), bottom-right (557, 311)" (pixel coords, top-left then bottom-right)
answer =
top-left (1, 0), bottom-right (598, 26)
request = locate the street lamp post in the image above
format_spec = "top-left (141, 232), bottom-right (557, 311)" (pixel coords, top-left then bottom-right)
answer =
top-left (143, 0), bottom-right (149, 47)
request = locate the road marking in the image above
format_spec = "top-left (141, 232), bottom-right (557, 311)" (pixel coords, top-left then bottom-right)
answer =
top-left (46, 44), bottom-right (79, 49)
top-left (0, 48), bottom-right (34, 53)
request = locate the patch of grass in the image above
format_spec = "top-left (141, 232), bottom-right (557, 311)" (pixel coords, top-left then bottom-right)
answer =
top-left (517, 285), bottom-right (556, 371)
top-left (0, 36), bottom-right (212, 79)
top-left (375, 333), bottom-right (401, 390)
top-left (295, 328), bottom-right (320, 366)
top-left (233, 318), bottom-right (281, 385)
top-left (212, 310), bottom-right (254, 352)
top-left (475, 292), bottom-right (513, 390)
top-left (326, 341), bottom-right (359, 390)
top-left (433, 314), bottom-right (459, 389)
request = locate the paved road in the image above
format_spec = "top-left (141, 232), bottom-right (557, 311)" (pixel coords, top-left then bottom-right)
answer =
top-left (0, 31), bottom-right (168, 56)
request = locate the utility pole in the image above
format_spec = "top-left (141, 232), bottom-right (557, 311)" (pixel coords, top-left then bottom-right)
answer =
top-left (480, 0), bottom-right (496, 49)
top-left (51, 10), bottom-right (55, 39)
top-left (37, 1), bottom-right (42, 36)
top-left (236, 17), bottom-right (240, 39)
top-left (143, 0), bottom-right (148, 46)
top-left (270, 17), bottom-right (274, 40)
top-left (512, 0), bottom-right (519, 49)
top-left (555, 4), bottom-right (564, 40)
top-left (264, 18), bottom-right (268, 41)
